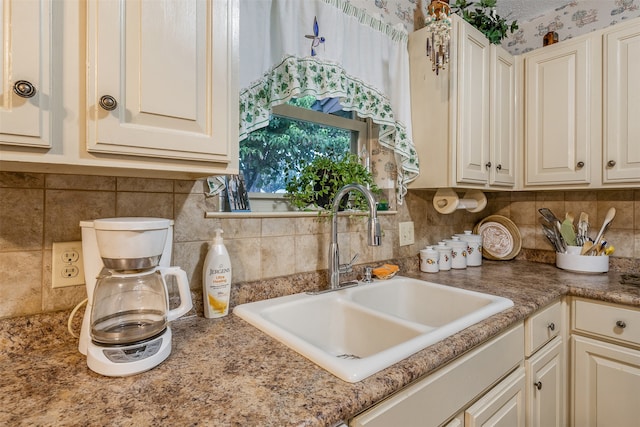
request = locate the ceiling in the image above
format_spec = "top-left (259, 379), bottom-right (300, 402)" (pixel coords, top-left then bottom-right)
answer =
top-left (494, 0), bottom-right (570, 22)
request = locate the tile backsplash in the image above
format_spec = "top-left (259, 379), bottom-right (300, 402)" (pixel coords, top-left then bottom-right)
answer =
top-left (2, 171), bottom-right (639, 319)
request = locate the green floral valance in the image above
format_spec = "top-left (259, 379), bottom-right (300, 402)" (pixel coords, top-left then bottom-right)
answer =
top-left (239, 55), bottom-right (419, 202)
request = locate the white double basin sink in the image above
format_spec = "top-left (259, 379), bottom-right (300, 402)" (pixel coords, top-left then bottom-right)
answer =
top-left (233, 276), bottom-right (513, 382)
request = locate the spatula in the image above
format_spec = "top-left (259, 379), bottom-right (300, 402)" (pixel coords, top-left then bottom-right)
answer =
top-left (560, 212), bottom-right (577, 246)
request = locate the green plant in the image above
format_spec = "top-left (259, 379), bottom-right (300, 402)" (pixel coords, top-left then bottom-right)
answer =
top-left (284, 154), bottom-right (379, 211)
top-left (451, 0), bottom-right (518, 44)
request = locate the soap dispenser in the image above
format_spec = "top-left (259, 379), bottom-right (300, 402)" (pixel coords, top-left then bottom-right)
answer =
top-left (203, 229), bottom-right (232, 318)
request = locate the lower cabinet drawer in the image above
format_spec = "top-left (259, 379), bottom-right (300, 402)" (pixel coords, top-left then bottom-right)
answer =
top-left (525, 299), bottom-right (563, 356)
top-left (350, 323), bottom-right (524, 427)
top-left (572, 298), bottom-right (640, 348)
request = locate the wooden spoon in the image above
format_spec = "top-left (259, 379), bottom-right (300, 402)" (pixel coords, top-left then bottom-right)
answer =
top-left (584, 207), bottom-right (616, 255)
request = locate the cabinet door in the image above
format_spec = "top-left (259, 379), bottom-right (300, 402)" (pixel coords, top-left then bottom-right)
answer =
top-left (455, 19), bottom-right (491, 185)
top-left (572, 335), bottom-right (640, 427)
top-left (87, 0), bottom-right (236, 164)
top-left (490, 45), bottom-right (516, 187)
top-left (524, 37), bottom-right (600, 185)
top-left (603, 23), bottom-right (640, 183)
top-left (526, 336), bottom-right (565, 427)
top-left (465, 366), bottom-right (526, 427)
top-left (0, 0), bottom-right (51, 148)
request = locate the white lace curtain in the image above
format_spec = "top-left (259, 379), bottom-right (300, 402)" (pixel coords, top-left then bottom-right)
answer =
top-left (239, 0), bottom-right (419, 203)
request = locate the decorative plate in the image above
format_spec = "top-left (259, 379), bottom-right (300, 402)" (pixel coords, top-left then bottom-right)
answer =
top-left (473, 215), bottom-right (522, 261)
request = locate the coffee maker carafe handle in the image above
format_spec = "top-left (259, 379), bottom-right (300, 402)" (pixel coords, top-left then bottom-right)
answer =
top-left (160, 266), bottom-right (194, 321)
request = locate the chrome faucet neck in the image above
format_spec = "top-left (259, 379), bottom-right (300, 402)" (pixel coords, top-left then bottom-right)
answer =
top-left (329, 184), bottom-right (381, 290)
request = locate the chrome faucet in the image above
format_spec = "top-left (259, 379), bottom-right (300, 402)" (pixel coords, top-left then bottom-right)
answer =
top-left (329, 184), bottom-right (381, 289)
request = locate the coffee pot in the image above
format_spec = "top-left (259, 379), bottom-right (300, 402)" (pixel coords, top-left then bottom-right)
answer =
top-left (79, 218), bottom-right (193, 376)
top-left (90, 267), bottom-right (191, 346)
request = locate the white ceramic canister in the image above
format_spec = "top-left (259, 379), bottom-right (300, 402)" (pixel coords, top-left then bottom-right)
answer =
top-left (445, 236), bottom-right (467, 269)
top-left (455, 230), bottom-right (483, 267)
top-left (419, 246), bottom-right (439, 273)
top-left (435, 241), bottom-right (452, 271)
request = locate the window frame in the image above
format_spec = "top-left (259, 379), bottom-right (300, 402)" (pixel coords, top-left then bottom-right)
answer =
top-left (246, 102), bottom-right (371, 211)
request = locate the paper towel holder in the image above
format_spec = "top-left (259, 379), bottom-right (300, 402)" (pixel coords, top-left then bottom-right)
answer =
top-left (433, 188), bottom-right (487, 214)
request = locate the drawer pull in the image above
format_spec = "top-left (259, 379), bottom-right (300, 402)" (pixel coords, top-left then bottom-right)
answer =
top-left (547, 322), bottom-right (555, 331)
top-left (534, 381), bottom-right (542, 390)
top-left (616, 320), bottom-right (627, 329)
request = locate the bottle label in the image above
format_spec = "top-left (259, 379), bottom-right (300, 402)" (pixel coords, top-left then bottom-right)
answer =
top-left (204, 262), bottom-right (231, 318)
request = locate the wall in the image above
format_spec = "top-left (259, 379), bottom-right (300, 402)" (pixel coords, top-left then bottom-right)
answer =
top-left (350, 0), bottom-right (640, 55)
top-left (2, 170), bottom-right (640, 319)
top-left (0, 171), bottom-right (414, 319)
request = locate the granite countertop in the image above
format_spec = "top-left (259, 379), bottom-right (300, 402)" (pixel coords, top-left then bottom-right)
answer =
top-left (2, 260), bottom-right (640, 426)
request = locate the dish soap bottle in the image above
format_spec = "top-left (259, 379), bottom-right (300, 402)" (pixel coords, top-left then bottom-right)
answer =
top-left (203, 228), bottom-right (232, 318)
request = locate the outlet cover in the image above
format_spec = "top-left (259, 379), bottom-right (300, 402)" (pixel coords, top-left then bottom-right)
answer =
top-left (399, 221), bottom-right (415, 246)
top-left (52, 241), bottom-right (85, 288)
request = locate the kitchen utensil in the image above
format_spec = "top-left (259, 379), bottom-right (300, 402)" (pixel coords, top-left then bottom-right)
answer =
top-left (604, 245), bottom-right (615, 256)
top-left (538, 208), bottom-right (562, 228)
top-left (560, 212), bottom-right (577, 246)
top-left (576, 212), bottom-right (589, 246)
top-left (580, 240), bottom-right (593, 255)
top-left (584, 207), bottom-right (616, 255)
top-left (538, 208), bottom-right (566, 252)
top-left (541, 221), bottom-right (565, 252)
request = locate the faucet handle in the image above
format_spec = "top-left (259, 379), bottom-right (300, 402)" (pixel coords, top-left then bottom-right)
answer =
top-left (339, 253), bottom-right (359, 274)
top-left (363, 266), bottom-right (373, 283)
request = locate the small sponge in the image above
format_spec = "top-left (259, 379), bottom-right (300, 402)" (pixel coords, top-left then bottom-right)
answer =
top-left (372, 264), bottom-right (399, 280)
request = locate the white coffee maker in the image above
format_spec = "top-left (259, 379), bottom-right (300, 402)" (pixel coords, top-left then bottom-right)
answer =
top-left (79, 217), bottom-right (192, 376)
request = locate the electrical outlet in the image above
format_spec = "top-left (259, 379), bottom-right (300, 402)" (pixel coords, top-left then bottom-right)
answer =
top-left (399, 221), bottom-right (415, 246)
top-left (52, 241), bottom-right (85, 288)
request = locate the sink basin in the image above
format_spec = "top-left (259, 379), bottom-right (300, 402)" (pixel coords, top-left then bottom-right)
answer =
top-left (233, 276), bottom-right (513, 382)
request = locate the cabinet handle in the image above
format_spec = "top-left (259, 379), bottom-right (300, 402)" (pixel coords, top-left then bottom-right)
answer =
top-left (485, 162), bottom-right (492, 169)
top-left (607, 160), bottom-right (617, 168)
top-left (534, 381), bottom-right (542, 390)
top-left (616, 320), bottom-right (626, 329)
top-left (496, 164), bottom-right (502, 171)
top-left (576, 161), bottom-right (585, 169)
top-left (99, 95), bottom-right (118, 111)
top-left (13, 80), bottom-right (37, 98)
top-left (547, 322), bottom-right (555, 331)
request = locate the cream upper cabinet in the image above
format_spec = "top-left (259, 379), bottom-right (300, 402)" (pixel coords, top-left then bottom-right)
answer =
top-left (490, 46), bottom-right (517, 187)
top-left (455, 18), bottom-right (491, 185)
top-left (0, 0), bottom-right (51, 148)
top-left (408, 15), bottom-right (517, 190)
top-left (1, 0), bottom-right (238, 179)
top-left (523, 35), bottom-right (602, 187)
top-left (87, 0), bottom-right (234, 164)
top-left (603, 21), bottom-right (640, 184)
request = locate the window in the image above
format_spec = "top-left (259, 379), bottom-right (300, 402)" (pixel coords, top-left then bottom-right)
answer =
top-left (239, 97), bottom-right (369, 195)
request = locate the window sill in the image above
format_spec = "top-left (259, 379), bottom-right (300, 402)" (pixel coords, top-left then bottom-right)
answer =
top-left (205, 210), bottom-right (397, 219)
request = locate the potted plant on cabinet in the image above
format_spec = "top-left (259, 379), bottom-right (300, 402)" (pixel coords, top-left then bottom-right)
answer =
top-left (284, 154), bottom-right (380, 212)
top-left (451, 0), bottom-right (518, 44)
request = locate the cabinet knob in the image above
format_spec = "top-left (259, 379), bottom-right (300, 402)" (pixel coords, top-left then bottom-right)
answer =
top-left (547, 322), bottom-right (555, 331)
top-left (13, 80), bottom-right (37, 98)
top-left (616, 320), bottom-right (626, 329)
top-left (496, 164), bottom-right (502, 171)
top-left (534, 381), bottom-right (543, 390)
top-left (99, 95), bottom-right (118, 111)
top-left (607, 160), bottom-right (617, 168)
top-left (576, 161), bottom-right (585, 169)
top-left (485, 162), bottom-right (492, 170)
